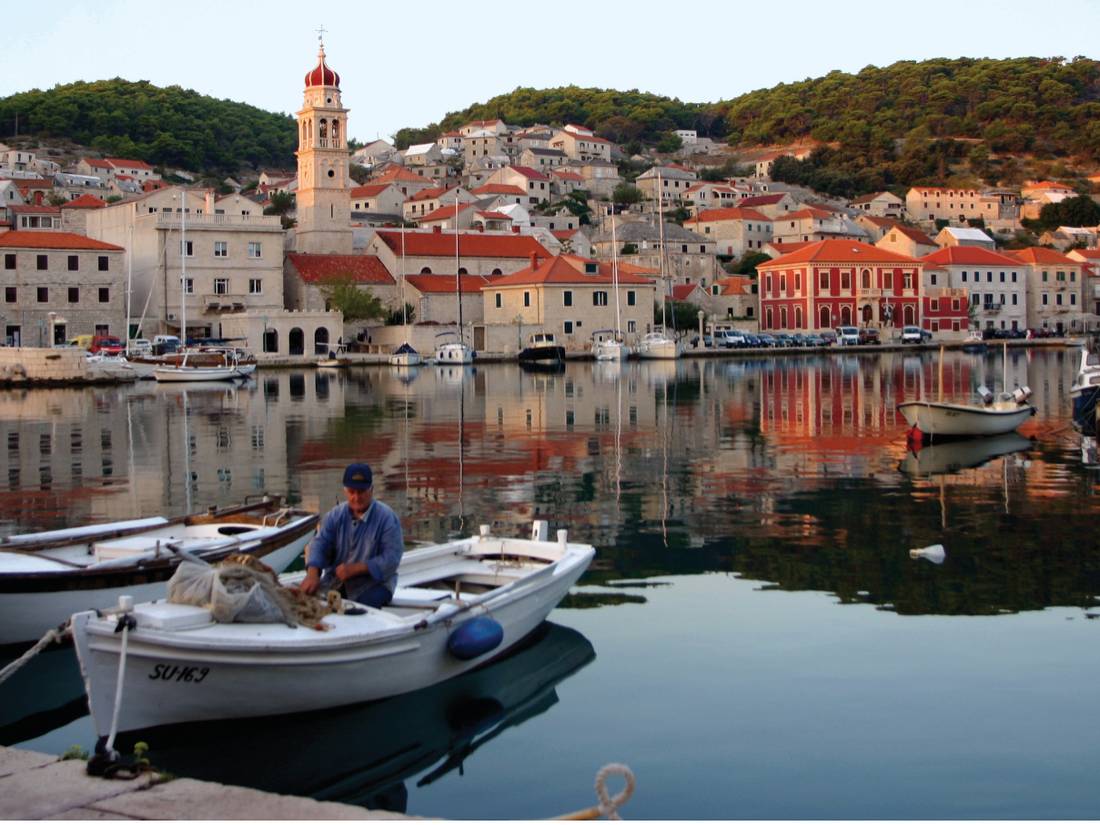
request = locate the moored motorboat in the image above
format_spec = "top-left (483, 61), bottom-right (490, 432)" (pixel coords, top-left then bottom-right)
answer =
top-left (897, 392), bottom-right (1035, 438)
top-left (72, 521), bottom-right (595, 737)
top-left (0, 497), bottom-right (317, 648)
top-left (636, 329), bottom-right (680, 360)
top-left (434, 332), bottom-right (475, 365)
top-left (593, 329), bottom-right (631, 362)
top-left (1070, 345), bottom-right (1100, 423)
top-left (518, 332), bottom-right (565, 366)
top-left (389, 341), bottom-right (422, 368)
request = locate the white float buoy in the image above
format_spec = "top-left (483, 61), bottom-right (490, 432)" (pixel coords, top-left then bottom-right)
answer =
top-left (909, 544), bottom-right (946, 564)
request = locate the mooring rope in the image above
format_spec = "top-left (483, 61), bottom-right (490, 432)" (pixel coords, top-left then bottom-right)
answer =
top-left (0, 622), bottom-right (70, 686)
top-left (554, 762), bottom-right (635, 820)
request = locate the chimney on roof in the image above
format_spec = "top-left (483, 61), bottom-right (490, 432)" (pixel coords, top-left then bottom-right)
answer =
top-left (432, 225), bottom-right (441, 234)
top-left (530, 252), bottom-right (539, 270)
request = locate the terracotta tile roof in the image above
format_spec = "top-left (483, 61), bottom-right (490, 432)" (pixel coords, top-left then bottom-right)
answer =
top-left (476, 211), bottom-right (510, 220)
top-left (405, 274), bottom-right (499, 294)
top-left (559, 254), bottom-right (658, 277)
top-left (784, 207), bottom-right (834, 220)
top-left (507, 166), bottom-right (550, 182)
top-left (767, 241), bottom-right (812, 255)
top-left (419, 202), bottom-right (477, 222)
top-left (287, 253), bottom-right (394, 285)
top-left (715, 276), bottom-right (754, 296)
top-left (551, 229), bottom-right (580, 239)
top-left (408, 186), bottom-right (450, 202)
top-left (489, 254), bottom-right (656, 287)
top-left (551, 170), bottom-right (584, 181)
top-left (349, 184), bottom-right (392, 199)
top-left (82, 158), bottom-right (111, 169)
top-left (859, 215), bottom-right (900, 228)
top-left (685, 182), bottom-right (738, 194)
top-left (141, 180), bottom-right (169, 192)
top-left (761, 239), bottom-right (920, 267)
top-left (105, 157), bottom-right (154, 170)
top-left (689, 207), bottom-right (771, 223)
top-left (921, 247), bottom-right (1022, 266)
top-left (887, 224), bottom-right (935, 245)
top-left (9, 205), bottom-right (61, 214)
top-left (471, 183), bottom-right (526, 196)
top-left (370, 166), bottom-right (431, 184)
top-left (1070, 248), bottom-right (1100, 260)
top-left (0, 231), bottom-right (123, 251)
top-left (737, 194), bottom-right (786, 207)
top-left (1002, 247), bottom-right (1080, 266)
top-left (375, 229), bottom-right (550, 259)
top-left (671, 283), bottom-right (699, 301)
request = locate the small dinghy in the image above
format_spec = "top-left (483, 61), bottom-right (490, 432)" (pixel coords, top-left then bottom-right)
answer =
top-left (0, 498), bottom-right (317, 648)
top-left (72, 521), bottom-right (594, 738)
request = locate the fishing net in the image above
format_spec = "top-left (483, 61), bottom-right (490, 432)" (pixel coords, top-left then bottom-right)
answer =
top-left (167, 555), bottom-right (344, 628)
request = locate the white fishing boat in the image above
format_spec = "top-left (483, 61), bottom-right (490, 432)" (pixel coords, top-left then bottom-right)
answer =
top-left (72, 521), bottom-right (594, 737)
top-left (518, 331), bottom-right (566, 366)
top-left (153, 357), bottom-right (245, 382)
top-left (898, 344), bottom-right (1035, 438)
top-left (636, 329), bottom-right (680, 360)
top-left (316, 344), bottom-right (351, 369)
top-left (595, 210), bottom-right (632, 361)
top-left (389, 223), bottom-right (423, 368)
top-left (84, 354), bottom-right (138, 382)
top-left (1070, 345), bottom-right (1100, 422)
top-left (434, 332), bottom-right (475, 365)
top-left (0, 498), bottom-right (317, 648)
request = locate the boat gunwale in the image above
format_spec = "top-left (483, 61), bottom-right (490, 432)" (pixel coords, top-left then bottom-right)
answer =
top-left (0, 511), bottom-right (317, 593)
top-left (76, 543), bottom-right (595, 655)
top-left (896, 400), bottom-right (1036, 418)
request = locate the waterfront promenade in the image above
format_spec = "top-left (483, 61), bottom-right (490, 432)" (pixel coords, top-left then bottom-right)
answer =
top-left (0, 746), bottom-right (414, 820)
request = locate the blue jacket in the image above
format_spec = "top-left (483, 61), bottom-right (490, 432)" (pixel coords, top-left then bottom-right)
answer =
top-left (307, 500), bottom-right (404, 604)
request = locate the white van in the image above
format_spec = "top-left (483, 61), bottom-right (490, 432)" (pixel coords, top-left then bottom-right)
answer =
top-left (835, 326), bottom-right (859, 346)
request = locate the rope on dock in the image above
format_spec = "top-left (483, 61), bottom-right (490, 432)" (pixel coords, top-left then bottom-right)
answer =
top-left (554, 763), bottom-right (635, 820)
top-left (0, 622), bottom-right (70, 686)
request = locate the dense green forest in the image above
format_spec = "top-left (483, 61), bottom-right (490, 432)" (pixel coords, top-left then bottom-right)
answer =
top-left (397, 57), bottom-right (1100, 197)
top-left (4, 57), bottom-right (1100, 194)
top-left (0, 79), bottom-right (297, 172)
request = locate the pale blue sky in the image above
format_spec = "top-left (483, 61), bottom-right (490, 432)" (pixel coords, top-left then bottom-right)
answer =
top-left (4, 0), bottom-right (1097, 142)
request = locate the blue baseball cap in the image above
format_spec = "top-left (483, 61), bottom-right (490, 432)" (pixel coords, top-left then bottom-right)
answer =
top-left (342, 463), bottom-right (373, 490)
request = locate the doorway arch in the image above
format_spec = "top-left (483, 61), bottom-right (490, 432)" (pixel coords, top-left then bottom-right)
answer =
top-left (289, 327), bottom-right (304, 356)
top-left (314, 327), bottom-right (330, 355)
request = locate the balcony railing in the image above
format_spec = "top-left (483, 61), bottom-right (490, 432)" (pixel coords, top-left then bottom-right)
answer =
top-left (202, 293), bottom-right (249, 311)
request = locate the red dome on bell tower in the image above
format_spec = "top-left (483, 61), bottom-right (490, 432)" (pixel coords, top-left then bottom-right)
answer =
top-left (304, 43), bottom-right (340, 88)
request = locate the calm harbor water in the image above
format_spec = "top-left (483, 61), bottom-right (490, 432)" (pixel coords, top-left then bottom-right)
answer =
top-left (2, 347), bottom-right (1098, 818)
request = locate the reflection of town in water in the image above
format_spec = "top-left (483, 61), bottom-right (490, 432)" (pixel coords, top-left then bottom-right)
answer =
top-left (0, 348), bottom-right (1095, 616)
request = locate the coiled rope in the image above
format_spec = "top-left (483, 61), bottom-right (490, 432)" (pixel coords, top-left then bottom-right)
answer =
top-left (555, 763), bottom-right (635, 820)
top-left (0, 622), bottom-right (70, 686)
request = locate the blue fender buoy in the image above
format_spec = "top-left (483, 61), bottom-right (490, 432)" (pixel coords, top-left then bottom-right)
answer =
top-left (447, 616), bottom-right (503, 660)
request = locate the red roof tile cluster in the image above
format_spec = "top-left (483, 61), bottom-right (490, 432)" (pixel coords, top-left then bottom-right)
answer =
top-left (921, 247), bottom-right (1022, 267)
top-left (0, 231), bottom-right (123, 251)
top-left (671, 283), bottom-right (700, 301)
top-left (489, 254), bottom-right (656, 287)
top-left (715, 276), bottom-right (754, 296)
top-left (737, 194), bottom-right (786, 207)
top-left (763, 239), bottom-right (920, 267)
top-left (10, 205), bottom-right (61, 214)
top-left (506, 166), bottom-right (550, 182)
top-left (375, 229), bottom-right (550, 259)
top-left (885, 224), bottom-right (935, 245)
top-left (471, 183), bottom-right (526, 196)
top-left (1002, 247), bottom-right (1080, 266)
top-left (551, 170), bottom-right (584, 181)
top-left (419, 202), bottom-right (477, 223)
top-left (287, 253), bottom-right (393, 284)
top-left (405, 274), bottom-right (500, 294)
top-left (690, 207), bottom-right (771, 223)
top-left (370, 166), bottom-right (431, 185)
top-left (408, 186), bottom-right (451, 202)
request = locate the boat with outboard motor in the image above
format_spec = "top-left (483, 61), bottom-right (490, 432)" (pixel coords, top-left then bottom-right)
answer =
top-left (518, 332), bottom-right (565, 367)
top-left (0, 497), bottom-right (316, 648)
top-left (1070, 345), bottom-right (1100, 423)
top-left (72, 521), bottom-right (594, 737)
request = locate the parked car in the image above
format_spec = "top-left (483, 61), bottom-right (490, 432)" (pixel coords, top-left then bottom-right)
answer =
top-left (756, 333), bottom-right (777, 348)
top-left (67, 334), bottom-right (95, 351)
top-left (153, 334), bottom-right (181, 355)
top-left (858, 328), bottom-right (881, 345)
top-left (804, 334), bottom-right (826, 347)
top-left (901, 325), bottom-right (924, 344)
top-left (126, 338), bottom-right (153, 356)
top-left (835, 326), bottom-right (860, 346)
top-left (715, 330), bottom-right (746, 348)
top-left (690, 334), bottom-right (714, 349)
top-left (90, 335), bottom-right (124, 354)
top-left (819, 331), bottom-right (837, 346)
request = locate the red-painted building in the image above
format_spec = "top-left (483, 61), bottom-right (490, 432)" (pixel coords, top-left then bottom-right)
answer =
top-left (756, 239), bottom-right (925, 332)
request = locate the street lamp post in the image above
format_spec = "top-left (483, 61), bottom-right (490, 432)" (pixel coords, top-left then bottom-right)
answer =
top-left (697, 310), bottom-right (705, 348)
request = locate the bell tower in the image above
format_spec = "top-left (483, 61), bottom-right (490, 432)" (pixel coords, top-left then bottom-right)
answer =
top-left (295, 35), bottom-right (352, 255)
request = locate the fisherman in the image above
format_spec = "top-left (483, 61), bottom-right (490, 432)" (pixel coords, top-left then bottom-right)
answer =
top-left (299, 462), bottom-right (405, 607)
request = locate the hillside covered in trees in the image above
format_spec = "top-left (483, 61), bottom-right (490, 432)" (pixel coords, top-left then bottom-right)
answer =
top-left (397, 57), bottom-right (1100, 196)
top-left (0, 79), bottom-right (297, 173)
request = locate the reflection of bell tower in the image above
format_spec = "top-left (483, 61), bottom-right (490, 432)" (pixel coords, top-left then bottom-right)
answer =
top-left (295, 37), bottom-right (352, 255)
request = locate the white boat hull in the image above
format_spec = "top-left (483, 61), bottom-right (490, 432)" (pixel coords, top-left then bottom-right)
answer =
top-left (72, 532), bottom-right (594, 736)
top-left (434, 342), bottom-right (474, 365)
top-left (595, 341), bottom-right (631, 361)
top-left (154, 366), bottom-right (243, 382)
top-left (897, 400), bottom-right (1035, 437)
top-left (389, 352), bottom-right (422, 367)
top-left (1, 534), bottom-right (309, 648)
top-left (636, 336), bottom-right (680, 360)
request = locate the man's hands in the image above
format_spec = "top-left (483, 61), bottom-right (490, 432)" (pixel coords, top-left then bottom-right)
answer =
top-left (335, 561), bottom-right (369, 583)
top-left (298, 563), bottom-right (370, 596)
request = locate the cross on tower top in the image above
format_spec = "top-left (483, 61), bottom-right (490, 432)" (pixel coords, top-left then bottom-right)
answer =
top-left (316, 25), bottom-right (326, 47)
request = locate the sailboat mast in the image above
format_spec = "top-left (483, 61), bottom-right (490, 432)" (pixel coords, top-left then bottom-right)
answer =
top-left (611, 205), bottom-right (622, 337)
top-left (125, 223), bottom-right (133, 350)
top-left (400, 221), bottom-right (407, 331)
top-left (454, 192), bottom-right (463, 342)
top-left (656, 169), bottom-right (668, 330)
top-left (180, 188), bottom-right (187, 344)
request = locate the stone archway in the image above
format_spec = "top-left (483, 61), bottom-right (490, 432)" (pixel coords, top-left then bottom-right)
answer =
top-left (903, 305), bottom-right (916, 325)
top-left (289, 327), bottom-right (304, 356)
top-left (819, 306), bottom-right (830, 329)
top-left (840, 306), bottom-right (852, 326)
top-left (314, 326), bottom-right (330, 355)
top-left (263, 328), bottom-right (279, 354)
top-left (861, 304), bottom-right (873, 324)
